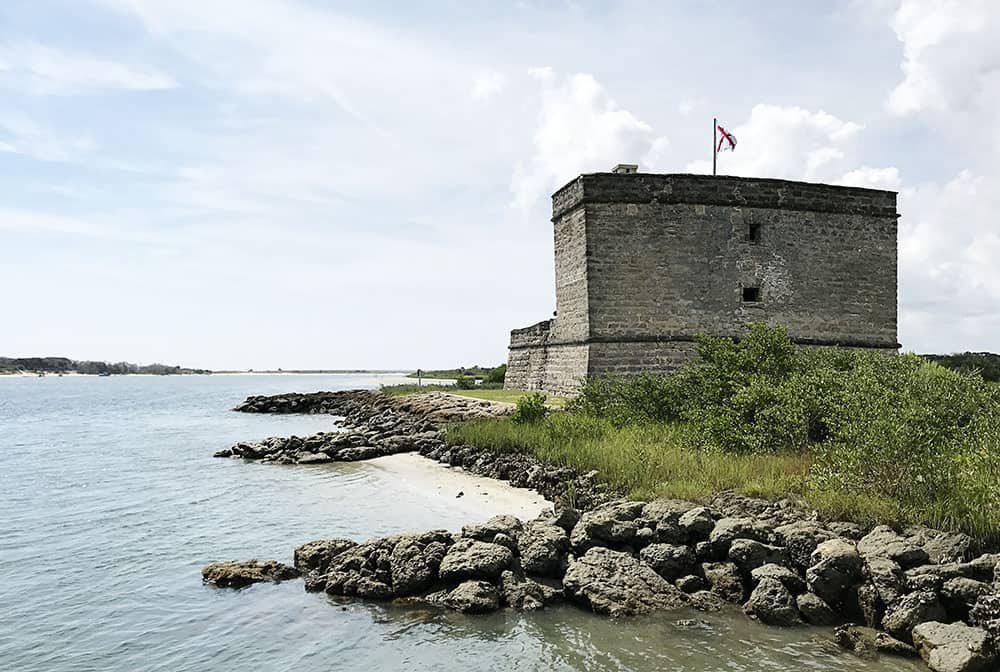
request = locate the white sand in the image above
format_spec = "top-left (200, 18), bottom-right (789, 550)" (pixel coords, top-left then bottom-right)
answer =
top-left (364, 452), bottom-right (552, 522)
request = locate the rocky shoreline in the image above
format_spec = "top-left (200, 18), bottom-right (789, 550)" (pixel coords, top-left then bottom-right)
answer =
top-left (205, 390), bottom-right (1000, 672)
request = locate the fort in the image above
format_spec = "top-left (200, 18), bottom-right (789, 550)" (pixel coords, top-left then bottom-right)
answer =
top-left (505, 167), bottom-right (899, 394)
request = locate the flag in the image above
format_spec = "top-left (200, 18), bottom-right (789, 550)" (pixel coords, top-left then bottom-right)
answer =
top-left (716, 124), bottom-right (737, 152)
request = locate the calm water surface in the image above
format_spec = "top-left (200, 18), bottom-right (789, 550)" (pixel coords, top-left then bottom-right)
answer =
top-left (0, 374), bottom-right (925, 672)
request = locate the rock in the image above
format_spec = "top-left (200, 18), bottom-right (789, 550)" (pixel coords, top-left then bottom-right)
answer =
top-left (856, 582), bottom-right (885, 628)
top-left (701, 561), bottom-right (746, 603)
top-left (796, 592), bottom-right (839, 625)
top-left (551, 506), bottom-right (581, 532)
top-left (835, 625), bottom-right (918, 659)
top-left (563, 547), bottom-right (688, 616)
top-left (462, 515), bottom-right (524, 542)
top-left (389, 540), bottom-right (438, 596)
top-left (904, 526), bottom-right (973, 564)
top-left (750, 563), bottom-right (806, 594)
top-left (708, 517), bottom-right (773, 556)
top-left (518, 521), bottom-right (569, 577)
top-left (688, 589), bottom-right (726, 612)
top-left (774, 520), bottom-right (835, 571)
top-left (960, 554), bottom-right (1000, 583)
top-left (296, 451), bottom-right (331, 464)
top-left (743, 577), bottom-right (800, 626)
top-left (941, 577), bottom-right (992, 621)
top-left (438, 539), bottom-right (513, 583)
top-left (639, 543), bottom-right (696, 582)
top-left (912, 622), bottom-right (997, 672)
top-left (499, 570), bottom-right (560, 610)
top-left (827, 521), bottom-right (865, 540)
top-left (201, 560), bottom-right (299, 588)
top-left (570, 500), bottom-right (645, 551)
top-left (293, 538), bottom-right (357, 574)
top-left (907, 563), bottom-right (966, 592)
top-left (443, 580), bottom-right (501, 614)
top-left (969, 594), bottom-right (1000, 644)
top-left (857, 525), bottom-right (930, 568)
top-left (728, 539), bottom-right (788, 572)
top-left (882, 591), bottom-right (947, 643)
top-left (864, 557), bottom-right (906, 607)
top-left (639, 498), bottom-right (697, 542)
top-left (805, 538), bottom-right (862, 607)
top-left (675, 574), bottom-right (707, 593)
top-left (678, 506), bottom-right (716, 541)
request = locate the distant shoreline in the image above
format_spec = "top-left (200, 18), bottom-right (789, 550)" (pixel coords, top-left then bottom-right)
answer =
top-left (0, 370), bottom-right (413, 378)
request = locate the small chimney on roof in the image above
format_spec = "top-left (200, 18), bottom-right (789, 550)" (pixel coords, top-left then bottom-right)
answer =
top-left (612, 164), bottom-right (638, 174)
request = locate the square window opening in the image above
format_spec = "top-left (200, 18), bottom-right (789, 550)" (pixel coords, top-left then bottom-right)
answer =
top-left (747, 223), bottom-right (762, 243)
top-left (742, 287), bottom-right (760, 303)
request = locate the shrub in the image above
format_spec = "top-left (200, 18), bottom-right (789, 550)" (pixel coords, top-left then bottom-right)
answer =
top-left (485, 364), bottom-right (507, 385)
top-left (454, 376), bottom-right (477, 389)
top-left (511, 392), bottom-right (549, 424)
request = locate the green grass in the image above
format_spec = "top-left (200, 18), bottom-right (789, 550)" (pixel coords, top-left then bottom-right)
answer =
top-left (380, 384), bottom-right (567, 407)
top-left (447, 414), bottom-right (1000, 545)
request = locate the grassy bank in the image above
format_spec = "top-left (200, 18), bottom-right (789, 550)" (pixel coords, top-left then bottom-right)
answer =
top-left (381, 384), bottom-right (567, 407)
top-left (448, 325), bottom-right (1000, 546)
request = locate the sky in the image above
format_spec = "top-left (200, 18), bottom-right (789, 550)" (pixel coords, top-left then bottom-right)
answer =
top-left (1, 0), bottom-right (998, 370)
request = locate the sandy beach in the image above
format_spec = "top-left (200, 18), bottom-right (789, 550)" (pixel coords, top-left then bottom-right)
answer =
top-left (364, 452), bottom-right (552, 524)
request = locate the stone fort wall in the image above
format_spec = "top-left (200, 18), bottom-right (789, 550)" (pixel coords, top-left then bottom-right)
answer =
top-left (506, 173), bottom-right (899, 395)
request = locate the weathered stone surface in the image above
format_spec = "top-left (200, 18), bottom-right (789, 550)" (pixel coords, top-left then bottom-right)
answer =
top-left (883, 591), bottom-right (948, 643)
top-left (202, 560), bottom-right (299, 588)
top-left (708, 517), bottom-right (773, 556)
top-left (728, 539), bottom-right (788, 572)
top-left (438, 539), bottom-right (513, 583)
top-left (701, 561), bottom-right (746, 604)
top-left (743, 577), bottom-right (800, 626)
top-left (857, 526), bottom-right (930, 568)
top-left (569, 500), bottom-right (644, 551)
top-left (688, 589), bottom-right (726, 612)
top-left (904, 526), bottom-right (973, 564)
top-left (750, 563), bottom-right (806, 594)
top-left (443, 580), bottom-right (501, 614)
top-left (941, 577), bottom-right (992, 622)
top-left (678, 507), bottom-right (716, 541)
top-left (563, 547), bottom-right (688, 616)
top-left (293, 538), bottom-right (356, 573)
top-left (835, 625), bottom-right (918, 659)
top-left (499, 570), bottom-right (560, 611)
top-left (639, 543), bottom-right (696, 581)
top-left (639, 498), bottom-right (696, 543)
top-left (856, 582), bottom-right (885, 629)
top-left (675, 574), bottom-right (707, 594)
top-left (969, 594), bottom-right (1000, 644)
top-left (796, 592), bottom-right (838, 625)
top-left (864, 557), bottom-right (906, 607)
top-left (774, 520), bottom-right (835, 571)
top-left (912, 622), bottom-right (997, 672)
top-left (805, 538), bottom-right (862, 607)
top-left (462, 515), bottom-right (524, 542)
top-left (518, 521), bottom-right (569, 577)
top-left (389, 540), bottom-right (438, 596)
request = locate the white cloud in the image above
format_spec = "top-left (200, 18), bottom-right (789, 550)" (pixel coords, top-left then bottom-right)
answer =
top-left (0, 115), bottom-right (96, 162)
top-left (0, 40), bottom-right (176, 94)
top-left (838, 166), bottom-right (902, 189)
top-left (471, 71), bottom-right (506, 100)
top-left (511, 71), bottom-right (668, 208)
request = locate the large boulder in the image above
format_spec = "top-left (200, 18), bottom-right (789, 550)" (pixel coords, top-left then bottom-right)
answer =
top-left (518, 521), bottom-right (569, 577)
top-left (774, 520), bottom-right (835, 571)
top-left (835, 625), bottom-right (918, 659)
top-left (857, 526), bottom-right (930, 568)
top-left (293, 538), bottom-right (357, 573)
top-left (570, 500), bottom-right (645, 551)
top-left (638, 498), bottom-right (697, 543)
top-left (805, 538), bottom-right (862, 607)
top-left (969, 594), bottom-right (1000, 645)
top-left (438, 539), bottom-right (513, 583)
top-left (708, 517), bottom-right (773, 556)
top-left (941, 577), bottom-right (992, 622)
top-left (563, 547), bottom-right (688, 616)
top-left (499, 570), bottom-right (561, 611)
top-left (443, 580), bottom-right (501, 614)
top-left (202, 560), bottom-right (299, 588)
top-left (639, 543), bottom-right (696, 582)
top-left (389, 539), bottom-right (446, 596)
top-left (750, 563), bottom-right (806, 594)
top-left (728, 539), bottom-right (788, 572)
top-left (743, 577), bottom-right (800, 626)
top-left (796, 592), bottom-right (838, 625)
top-left (678, 506), bottom-right (716, 541)
top-left (701, 561), bottom-right (747, 603)
top-left (904, 526), bottom-right (973, 564)
top-left (911, 622), bottom-right (997, 672)
top-left (864, 557), bottom-right (906, 607)
top-left (462, 515), bottom-right (524, 542)
top-left (883, 590), bottom-right (948, 643)
top-left (325, 530), bottom-right (452, 599)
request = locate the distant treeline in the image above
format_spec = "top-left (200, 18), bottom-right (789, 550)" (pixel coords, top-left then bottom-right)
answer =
top-left (408, 364), bottom-right (506, 383)
top-left (0, 357), bottom-right (211, 375)
top-left (922, 352), bottom-right (1000, 382)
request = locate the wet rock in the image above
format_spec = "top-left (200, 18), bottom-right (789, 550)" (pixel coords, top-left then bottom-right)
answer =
top-left (499, 570), bottom-right (560, 611)
top-left (912, 622), bottom-right (997, 672)
top-left (805, 538), bottom-right (862, 608)
top-left (563, 547), bottom-right (688, 616)
top-left (750, 563), bottom-right (806, 594)
top-left (678, 506), bottom-right (716, 541)
top-left (835, 625), bottom-right (918, 659)
top-left (857, 526), bottom-right (930, 568)
top-left (438, 539), bottom-right (513, 583)
top-left (296, 451), bottom-right (331, 464)
top-left (639, 543), bottom-right (696, 582)
top-left (688, 590), bottom-right (726, 612)
top-left (856, 582), bottom-right (884, 628)
top-left (518, 521), bottom-right (569, 577)
top-left (882, 591), bottom-right (948, 643)
top-left (202, 560), bottom-right (300, 588)
top-left (389, 540), bottom-right (438, 596)
top-left (796, 592), bottom-right (838, 625)
top-left (743, 577), bottom-right (800, 626)
top-left (569, 500), bottom-right (645, 551)
top-left (675, 574), bottom-right (707, 594)
top-left (293, 538), bottom-right (357, 574)
top-left (701, 561), bottom-right (746, 604)
top-left (708, 517), bottom-right (773, 556)
top-left (941, 577), bottom-right (992, 622)
top-left (462, 515), bottom-right (524, 542)
top-left (728, 539), bottom-right (788, 573)
top-left (443, 580), bottom-right (501, 614)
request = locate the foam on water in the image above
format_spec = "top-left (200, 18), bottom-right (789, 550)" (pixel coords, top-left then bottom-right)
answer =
top-left (0, 374), bottom-right (924, 672)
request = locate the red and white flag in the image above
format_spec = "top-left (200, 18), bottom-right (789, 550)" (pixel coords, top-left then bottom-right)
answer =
top-left (716, 123), bottom-right (737, 153)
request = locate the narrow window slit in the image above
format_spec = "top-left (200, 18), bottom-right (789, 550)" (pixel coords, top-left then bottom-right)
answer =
top-left (742, 287), bottom-right (760, 303)
top-left (747, 222), bottom-right (762, 242)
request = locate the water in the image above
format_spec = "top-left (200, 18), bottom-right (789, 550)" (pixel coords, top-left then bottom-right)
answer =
top-left (0, 374), bottom-right (925, 672)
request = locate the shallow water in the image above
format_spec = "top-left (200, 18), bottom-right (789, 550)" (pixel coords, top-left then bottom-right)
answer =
top-left (0, 374), bottom-right (925, 671)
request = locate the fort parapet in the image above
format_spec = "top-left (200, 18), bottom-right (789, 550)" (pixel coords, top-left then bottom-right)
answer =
top-left (505, 172), bottom-right (899, 394)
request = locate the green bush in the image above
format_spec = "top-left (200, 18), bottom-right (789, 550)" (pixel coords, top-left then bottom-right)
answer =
top-left (485, 364), bottom-right (507, 385)
top-left (454, 376), bottom-right (477, 389)
top-left (511, 392), bottom-right (549, 424)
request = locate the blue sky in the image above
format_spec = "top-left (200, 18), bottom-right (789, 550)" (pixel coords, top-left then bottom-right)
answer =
top-left (1, 1), bottom-right (997, 369)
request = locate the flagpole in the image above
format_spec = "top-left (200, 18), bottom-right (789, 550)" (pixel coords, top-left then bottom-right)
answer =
top-left (712, 117), bottom-right (717, 176)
